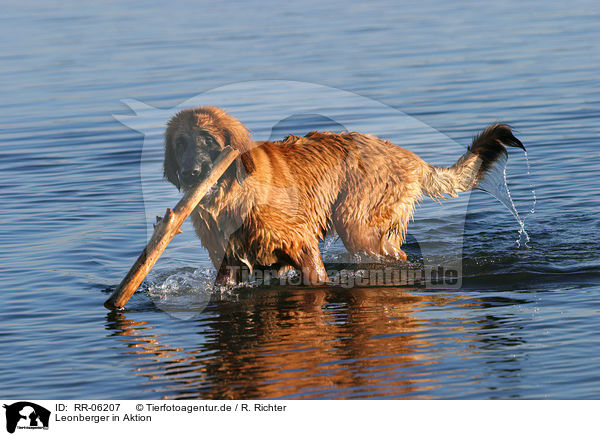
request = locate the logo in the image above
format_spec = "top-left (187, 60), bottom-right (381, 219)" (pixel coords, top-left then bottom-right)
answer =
top-left (3, 402), bottom-right (49, 433)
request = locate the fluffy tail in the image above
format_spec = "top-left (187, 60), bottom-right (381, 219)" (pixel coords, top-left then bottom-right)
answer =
top-left (421, 124), bottom-right (524, 199)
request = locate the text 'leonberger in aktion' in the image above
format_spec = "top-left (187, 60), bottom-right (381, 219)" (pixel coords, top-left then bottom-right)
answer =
top-left (164, 107), bottom-right (524, 285)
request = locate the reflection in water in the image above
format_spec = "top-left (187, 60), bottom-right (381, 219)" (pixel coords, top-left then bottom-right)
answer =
top-left (105, 287), bottom-right (528, 399)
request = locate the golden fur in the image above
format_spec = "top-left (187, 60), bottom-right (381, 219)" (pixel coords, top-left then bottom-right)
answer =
top-left (164, 107), bottom-right (524, 284)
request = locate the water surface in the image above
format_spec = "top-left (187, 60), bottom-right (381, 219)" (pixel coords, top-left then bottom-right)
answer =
top-left (1, 0), bottom-right (599, 399)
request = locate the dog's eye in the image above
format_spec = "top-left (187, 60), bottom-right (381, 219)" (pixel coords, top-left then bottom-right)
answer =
top-left (195, 136), bottom-right (213, 147)
top-left (197, 135), bottom-right (219, 148)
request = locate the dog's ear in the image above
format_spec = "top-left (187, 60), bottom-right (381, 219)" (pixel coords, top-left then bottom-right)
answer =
top-left (164, 126), bottom-right (181, 190)
top-left (223, 119), bottom-right (256, 180)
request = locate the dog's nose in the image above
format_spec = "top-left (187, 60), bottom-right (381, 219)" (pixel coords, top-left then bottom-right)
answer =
top-left (181, 162), bottom-right (211, 186)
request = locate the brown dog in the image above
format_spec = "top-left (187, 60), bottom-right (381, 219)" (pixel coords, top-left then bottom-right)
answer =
top-left (164, 107), bottom-right (523, 284)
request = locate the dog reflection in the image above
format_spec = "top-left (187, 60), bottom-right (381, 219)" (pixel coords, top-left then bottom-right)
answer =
top-left (106, 287), bottom-right (448, 399)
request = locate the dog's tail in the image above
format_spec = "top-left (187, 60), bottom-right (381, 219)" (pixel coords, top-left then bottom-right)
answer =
top-left (421, 124), bottom-right (524, 200)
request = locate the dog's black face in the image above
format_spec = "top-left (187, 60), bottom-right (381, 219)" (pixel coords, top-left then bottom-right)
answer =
top-left (165, 108), bottom-right (256, 192)
top-left (174, 131), bottom-right (223, 188)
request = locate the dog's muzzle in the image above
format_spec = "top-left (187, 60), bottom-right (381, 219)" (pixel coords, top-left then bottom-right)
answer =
top-left (181, 161), bottom-right (212, 187)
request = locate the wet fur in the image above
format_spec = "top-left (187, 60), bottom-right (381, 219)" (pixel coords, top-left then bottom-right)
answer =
top-left (164, 107), bottom-right (524, 284)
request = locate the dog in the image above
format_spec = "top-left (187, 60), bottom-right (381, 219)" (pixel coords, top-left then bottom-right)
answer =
top-left (164, 107), bottom-right (524, 285)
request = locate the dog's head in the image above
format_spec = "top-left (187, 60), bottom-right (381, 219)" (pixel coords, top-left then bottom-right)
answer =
top-left (164, 107), bottom-right (256, 190)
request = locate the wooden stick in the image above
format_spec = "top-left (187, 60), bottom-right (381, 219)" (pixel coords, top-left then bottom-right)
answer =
top-left (104, 147), bottom-right (240, 310)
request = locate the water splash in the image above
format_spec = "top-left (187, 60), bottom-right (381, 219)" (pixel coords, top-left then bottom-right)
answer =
top-left (477, 150), bottom-right (534, 247)
top-left (147, 268), bottom-right (217, 308)
top-left (145, 268), bottom-right (247, 318)
top-left (524, 149), bottom-right (537, 215)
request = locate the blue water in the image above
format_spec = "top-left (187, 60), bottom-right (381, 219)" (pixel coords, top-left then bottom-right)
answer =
top-left (1, 0), bottom-right (599, 399)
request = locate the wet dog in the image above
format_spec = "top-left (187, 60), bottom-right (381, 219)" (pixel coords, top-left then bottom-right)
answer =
top-left (164, 107), bottom-right (523, 284)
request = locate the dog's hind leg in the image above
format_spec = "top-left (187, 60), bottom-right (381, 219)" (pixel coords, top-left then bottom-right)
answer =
top-left (380, 232), bottom-right (408, 261)
top-left (333, 218), bottom-right (407, 261)
top-left (295, 242), bottom-right (329, 285)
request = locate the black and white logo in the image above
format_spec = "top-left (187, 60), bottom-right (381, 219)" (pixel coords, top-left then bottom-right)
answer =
top-left (3, 402), bottom-right (50, 433)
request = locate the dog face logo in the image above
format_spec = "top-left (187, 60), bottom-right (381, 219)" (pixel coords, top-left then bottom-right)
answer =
top-left (3, 402), bottom-right (50, 433)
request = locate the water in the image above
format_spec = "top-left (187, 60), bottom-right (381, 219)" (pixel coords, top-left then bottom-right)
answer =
top-left (1, 0), bottom-right (599, 399)
top-left (476, 149), bottom-right (533, 247)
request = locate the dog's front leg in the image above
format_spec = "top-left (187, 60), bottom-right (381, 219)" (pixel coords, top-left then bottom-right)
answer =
top-left (297, 244), bottom-right (328, 286)
top-left (215, 256), bottom-right (244, 285)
